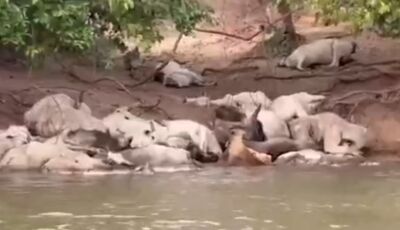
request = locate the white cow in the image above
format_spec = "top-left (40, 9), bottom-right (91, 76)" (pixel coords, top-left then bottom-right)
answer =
top-left (289, 112), bottom-right (369, 155)
top-left (270, 92), bottom-right (326, 121)
top-left (117, 144), bottom-right (193, 167)
top-left (102, 106), bottom-right (151, 146)
top-left (275, 149), bottom-right (364, 166)
top-left (0, 125), bottom-right (31, 159)
top-left (277, 38), bottom-right (357, 70)
top-left (128, 119), bottom-right (222, 158)
top-left (184, 91), bottom-right (272, 112)
top-left (155, 60), bottom-right (210, 88)
top-left (0, 140), bottom-right (109, 172)
top-left (24, 94), bottom-right (106, 137)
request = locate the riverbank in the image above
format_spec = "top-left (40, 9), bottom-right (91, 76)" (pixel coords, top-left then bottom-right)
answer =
top-left (1, 10), bottom-right (400, 158)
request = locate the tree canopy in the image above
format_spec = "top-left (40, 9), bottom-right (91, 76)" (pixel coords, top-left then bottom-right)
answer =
top-left (281, 0), bottom-right (400, 36)
top-left (0, 0), bottom-right (213, 61)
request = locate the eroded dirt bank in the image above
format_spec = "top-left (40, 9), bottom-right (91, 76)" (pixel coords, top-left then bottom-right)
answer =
top-left (1, 5), bottom-right (400, 157)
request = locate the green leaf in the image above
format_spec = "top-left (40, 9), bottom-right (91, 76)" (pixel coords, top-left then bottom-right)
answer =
top-left (378, 2), bottom-right (391, 15)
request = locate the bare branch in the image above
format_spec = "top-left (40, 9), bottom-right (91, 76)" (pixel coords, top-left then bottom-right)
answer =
top-left (172, 33), bottom-right (184, 54)
top-left (194, 26), bottom-right (265, 41)
top-left (133, 97), bottom-right (173, 120)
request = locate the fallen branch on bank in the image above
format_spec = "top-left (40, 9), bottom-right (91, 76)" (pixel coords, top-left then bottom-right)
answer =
top-left (131, 97), bottom-right (173, 119)
top-left (254, 59), bottom-right (400, 81)
top-left (0, 92), bottom-right (32, 107)
top-left (321, 84), bottom-right (400, 120)
top-left (57, 58), bottom-right (169, 103)
top-left (202, 66), bottom-right (259, 76)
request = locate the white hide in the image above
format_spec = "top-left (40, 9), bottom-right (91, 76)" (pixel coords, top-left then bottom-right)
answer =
top-left (278, 38), bottom-right (356, 70)
top-left (270, 92), bottom-right (326, 121)
top-left (210, 91), bottom-right (271, 112)
top-left (0, 141), bottom-right (66, 170)
top-left (107, 151), bottom-right (133, 166)
top-left (119, 144), bottom-right (192, 166)
top-left (183, 96), bottom-right (211, 107)
top-left (0, 140), bottom-right (108, 172)
top-left (42, 154), bottom-right (109, 173)
top-left (0, 125), bottom-right (31, 158)
top-left (103, 106), bottom-right (147, 124)
top-left (102, 107), bottom-right (151, 145)
top-left (275, 149), bottom-right (326, 166)
top-left (103, 110), bottom-right (203, 154)
top-left (183, 91), bottom-right (271, 112)
top-left (275, 149), bottom-right (363, 166)
top-left (24, 94), bottom-right (106, 137)
top-left (148, 120), bottom-right (223, 156)
top-left (289, 112), bottom-right (368, 155)
top-left (157, 61), bottom-right (206, 88)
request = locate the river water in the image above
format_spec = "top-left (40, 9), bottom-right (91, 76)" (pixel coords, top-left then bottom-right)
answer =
top-left (1, 164), bottom-right (400, 230)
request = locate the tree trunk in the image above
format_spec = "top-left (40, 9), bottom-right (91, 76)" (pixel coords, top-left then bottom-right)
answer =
top-left (277, 0), bottom-right (299, 38)
top-left (262, 0), bottom-right (304, 58)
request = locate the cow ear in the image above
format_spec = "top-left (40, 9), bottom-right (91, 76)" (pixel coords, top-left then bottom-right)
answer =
top-left (127, 106), bottom-right (135, 112)
top-left (115, 128), bottom-right (126, 136)
top-left (149, 121), bottom-right (156, 132)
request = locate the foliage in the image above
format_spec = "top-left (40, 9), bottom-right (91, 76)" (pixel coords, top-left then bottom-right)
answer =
top-left (90, 0), bottom-right (212, 49)
top-left (0, 0), bottom-right (213, 64)
top-left (280, 0), bottom-right (400, 37)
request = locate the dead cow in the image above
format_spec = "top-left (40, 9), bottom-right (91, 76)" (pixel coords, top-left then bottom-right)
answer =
top-left (212, 105), bottom-right (266, 151)
top-left (0, 125), bottom-right (31, 159)
top-left (223, 128), bottom-right (272, 166)
top-left (277, 38), bottom-right (357, 70)
top-left (24, 94), bottom-right (106, 138)
top-left (154, 60), bottom-right (215, 88)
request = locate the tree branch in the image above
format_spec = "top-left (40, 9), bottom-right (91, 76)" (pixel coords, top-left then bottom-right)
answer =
top-left (172, 33), bottom-right (184, 54)
top-left (194, 26), bottom-right (265, 41)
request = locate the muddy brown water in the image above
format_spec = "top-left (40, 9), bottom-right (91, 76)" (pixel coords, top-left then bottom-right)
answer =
top-left (1, 164), bottom-right (400, 230)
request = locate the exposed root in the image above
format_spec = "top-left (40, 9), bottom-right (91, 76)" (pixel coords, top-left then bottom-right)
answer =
top-left (254, 67), bottom-right (376, 81)
top-left (91, 77), bottom-right (136, 98)
top-left (14, 86), bottom-right (83, 94)
top-left (322, 84), bottom-right (400, 119)
top-left (314, 74), bottom-right (381, 95)
top-left (132, 97), bottom-right (173, 120)
top-left (133, 97), bottom-right (162, 111)
top-left (202, 66), bottom-right (259, 76)
top-left (0, 92), bottom-right (32, 107)
top-left (254, 59), bottom-right (400, 81)
top-left (61, 65), bottom-right (138, 99)
top-left (201, 79), bottom-right (218, 87)
top-left (333, 85), bottom-right (400, 102)
top-left (231, 56), bottom-right (268, 64)
top-left (6, 85), bottom-right (91, 109)
top-left (340, 59), bottom-right (400, 71)
top-left (57, 57), bottom-right (136, 97)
